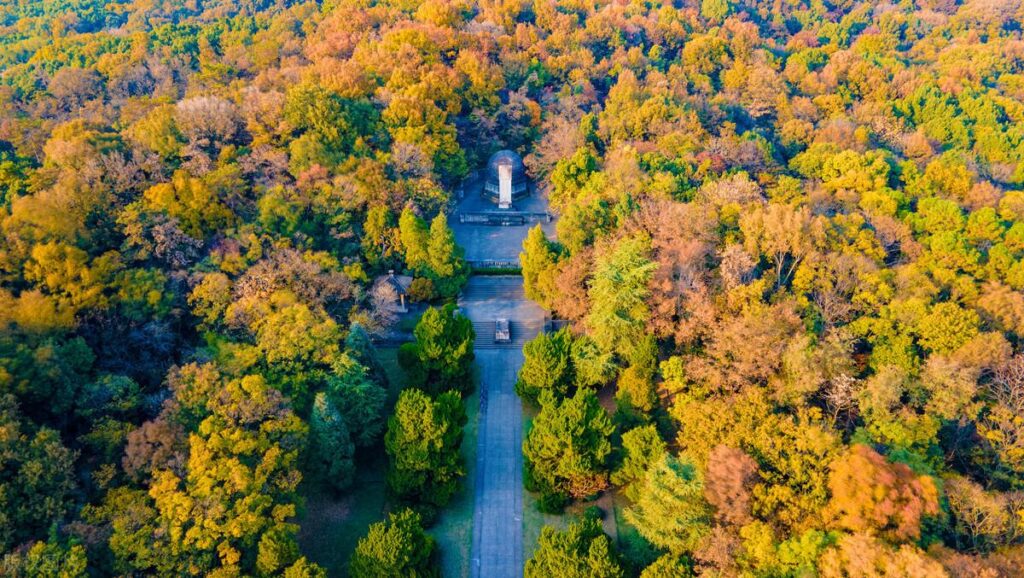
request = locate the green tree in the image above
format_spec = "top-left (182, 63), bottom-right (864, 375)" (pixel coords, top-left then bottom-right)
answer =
top-left (188, 272), bottom-right (232, 329)
top-left (640, 554), bottom-right (692, 578)
top-left (0, 334), bottom-right (93, 422)
top-left (521, 225), bottom-right (562, 310)
top-left (916, 301), bottom-right (979, 354)
top-left (516, 327), bottom-right (574, 404)
top-left (283, 557), bottom-right (328, 578)
top-left (348, 509), bottom-right (438, 578)
top-left (625, 454), bottom-right (712, 556)
top-left (0, 396), bottom-right (76, 551)
top-left (550, 147), bottom-right (598, 210)
top-left (524, 389), bottom-right (614, 508)
top-left (283, 83), bottom-right (378, 166)
top-left (385, 389), bottom-right (466, 508)
top-left (306, 392), bottom-right (355, 493)
top-left (126, 105), bottom-right (183, 161)
top-left (362, 205), bottom-right (400, 267)
top-left (426, 212), bottom-right (468, 298)
top-left (399, 207), bottom-right (430, 275)
top-left (616, 334), bottom-right (658, 413)
top-left (399, 304), bottom-right (475, 395)
top-left (611, 425), bottom-right (666, 501)
top-left (586, 234), bottom-right (656, 361)
top-left (345, 323), bottom-right (390, 390)
top-left (240, 290), bottom-right (344, 410)
top-left (525, 515), bottom-right (623, 578)
top-left (327, 353), bottom-right (388, 449)
top-left (571, 335), bottom-right (616, 389)
top-left (556, 197), bottom-right (614, 254)
top-left (0, 533), bottom-right (88, 578)
top-left (0, 144), bottom-right (34, 208)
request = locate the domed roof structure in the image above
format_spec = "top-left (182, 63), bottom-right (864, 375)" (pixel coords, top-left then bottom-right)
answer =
top-left (484, 150), bottom-right (528, 206)
top-left (487, 150), bottom-right (525, 176)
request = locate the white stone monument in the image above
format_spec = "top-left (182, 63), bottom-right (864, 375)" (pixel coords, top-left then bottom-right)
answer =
top-left (498, 164), bottom-right (512, 209)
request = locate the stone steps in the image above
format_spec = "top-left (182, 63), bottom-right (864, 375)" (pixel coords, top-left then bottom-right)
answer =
top-left (459, 285), bottom-right (526, 303)
top-left (471, 320), bottom-right (544, 349)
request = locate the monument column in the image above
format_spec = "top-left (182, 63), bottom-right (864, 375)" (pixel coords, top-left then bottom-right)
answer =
top-left (498, 164), bottom-right (512, 209)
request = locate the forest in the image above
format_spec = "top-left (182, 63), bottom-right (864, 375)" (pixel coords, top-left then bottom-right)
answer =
top-left (2, 0), bottom-right (1024, 576)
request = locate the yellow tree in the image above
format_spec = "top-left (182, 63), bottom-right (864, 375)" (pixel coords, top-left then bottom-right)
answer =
top-left (148, 373), bottom-right (307, 576)
top-left (740, 203), bottom-right (813, 290)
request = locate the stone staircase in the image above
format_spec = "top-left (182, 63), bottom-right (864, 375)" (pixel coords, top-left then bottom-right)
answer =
top-left (471, 320), bottom-right (545, 349)
top-left (460, 278), bottom-right (525, 302)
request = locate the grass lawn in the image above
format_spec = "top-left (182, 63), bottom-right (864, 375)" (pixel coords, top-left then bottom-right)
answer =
top-left (298, 460), bottom-right (388, 575)
top-left (430, 385), bottom-right (479, 578)
top-left (396, 309), bottom-right (423, 333)
top-left (298, 346), bottom-right (480, 577)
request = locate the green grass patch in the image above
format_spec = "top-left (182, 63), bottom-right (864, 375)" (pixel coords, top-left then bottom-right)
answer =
top-left (298, 461), bottom-right (388, 575)
top-left (430, 385), bottom-right (479, 578)
top-left (376, 346), bottom-right (407, 403)
top-left (396, 310), bottom-right (424, 334)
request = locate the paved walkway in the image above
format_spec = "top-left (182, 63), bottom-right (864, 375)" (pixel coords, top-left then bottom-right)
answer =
top-left (452, 172), bottom-right (557, 264)
top-left (460, 277), bottom-right (544, 578)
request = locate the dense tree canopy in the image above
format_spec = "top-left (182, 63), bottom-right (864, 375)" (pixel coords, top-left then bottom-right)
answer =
top-left (399, 303), bottom-right (475, 395)
top-left (3, 0), bottom-right (1024, 575)
top-left (525, 514), bottom-right (624, 578)
top-left (348, 509), bottom-right (438, 578)
top-left (385, 388), bottom-right (466, 510)
top-left (523, 388), bottom-right (614, 509)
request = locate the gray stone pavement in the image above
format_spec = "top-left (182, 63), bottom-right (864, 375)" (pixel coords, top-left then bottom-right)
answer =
top-left (454, 165), bottom-right (554, 577)
top-left (460, 277), bottom-right (545, 578)
top-left (452, 172), bottom-right (557, 264)
top-left (469, 348), bottom-right (524, 578)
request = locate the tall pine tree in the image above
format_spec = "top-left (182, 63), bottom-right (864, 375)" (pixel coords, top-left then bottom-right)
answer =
top-left (306, 392), bottom-right (355, 492)
top-left (520, 224), bottom-right (562, 310)
top-left (398, 304), bottom-right (475, 395)
top-left (399, 206), bottom-right (430, 275)
top-left (586, 234), bottom-right (656, 361)
top-left (525, 515), bottom-right (623, 578)
top-left (426, 212), bottom-right (468, 299)
top-left (516, 327), bottom-right (575, 403)
top-left (349, 509), bottom-right (438, 578)
top-left (523, 389), bottom-right (614, 509)
top-left (625, 453), bottom-right (712, 556)
top-left (385, 389), bottom-right (466, 508)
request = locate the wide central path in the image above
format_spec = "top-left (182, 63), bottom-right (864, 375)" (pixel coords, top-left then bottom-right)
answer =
top-left (459, 277), bottom-right (545, 578)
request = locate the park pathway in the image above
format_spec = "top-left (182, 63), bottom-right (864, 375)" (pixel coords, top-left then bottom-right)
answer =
top-left (451, 168), bottom-right (555, 577)
top-left (459, 277), bottom-right (545, 578)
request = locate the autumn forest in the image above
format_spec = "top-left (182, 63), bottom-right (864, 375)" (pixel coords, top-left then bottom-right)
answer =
top-left (2, 0), bottom-right (1024, 576)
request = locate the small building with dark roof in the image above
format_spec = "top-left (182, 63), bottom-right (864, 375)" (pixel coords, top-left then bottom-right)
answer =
top-left (373, 270), bottom-right (414, 313)
top-left (484, 150), bottom-right (528, 208)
